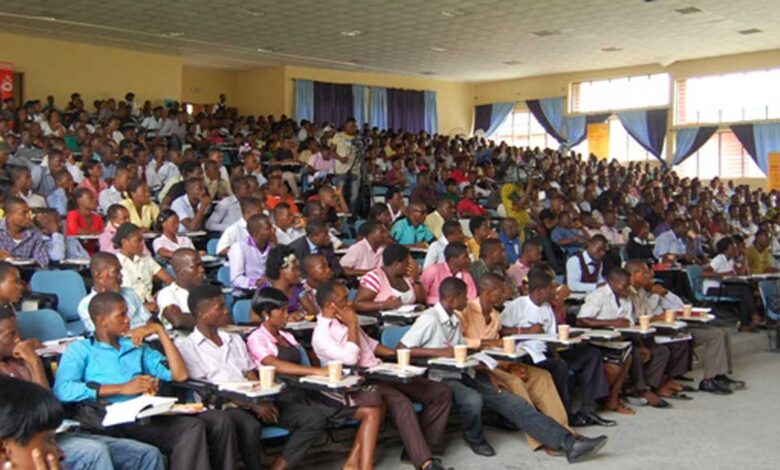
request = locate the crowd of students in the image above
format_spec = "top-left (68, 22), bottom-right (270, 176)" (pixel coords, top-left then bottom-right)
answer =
top-left (0, 91), bottom-right (772, 469)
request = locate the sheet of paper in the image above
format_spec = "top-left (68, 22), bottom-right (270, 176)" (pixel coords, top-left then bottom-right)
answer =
top-left (520, 346), bottom-right (547, 364)
top-left (472, 352), bottom-right (498, 370)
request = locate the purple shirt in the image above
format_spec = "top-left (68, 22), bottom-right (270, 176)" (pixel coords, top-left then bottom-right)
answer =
top-left (228, 236), bottom-right (271, 293)
top-left (0, 228), bottom-right (49, 267)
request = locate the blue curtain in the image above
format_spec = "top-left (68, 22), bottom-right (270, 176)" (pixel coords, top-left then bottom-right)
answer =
top-left (486, 102), bottom-right (515, 138)
top-left (569, 113), bottom-right (611, 147)
top-left (753, 123), bottom-right (780, 173)
top-left (294, 80), bottom-right (314, 122)
top-left (473, 104), bottom-right (492, 134)
top-left (526, 99), bottom-right (565, 142)
top-left (672, 126), bottom-right (718, 166)
top-left (351, 85), bottom-right (367, 126)
top-left (369, 87), bottom-right (387, 129)
top-left (387, 88), bottom-right (425, 133)
top-left (424, 91), bottom-right (438, 134)
top-left (616, 108), bottom-right (669, 164)
top-left (730, 124), bottom-right (757, 165)
top-left (539, 98), bottom-right (565, 136)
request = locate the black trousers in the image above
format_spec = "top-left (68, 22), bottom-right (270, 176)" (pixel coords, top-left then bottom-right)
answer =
top-left (219, 408), bottom-right (262, 470)
top-left (707, 284), bottom-right (757, 326)
top-left (276, 391), bottom-right (330, 466)
top-left (559, 345), bottom-right (610, 411)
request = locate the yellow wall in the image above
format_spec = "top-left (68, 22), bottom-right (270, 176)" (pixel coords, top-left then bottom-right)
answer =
top-left (0, 31), bottom-right (182, 107)
top-left (181, 66), bottom-right (236, 106)
top-left (233, 67), bottom-right (287, 117)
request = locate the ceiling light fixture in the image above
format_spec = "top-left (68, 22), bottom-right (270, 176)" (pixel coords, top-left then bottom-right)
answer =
top-left (165, 31), bottom-right (185, 37)
top-left (429, 46), bottom-right (447, 52)
top-left (738, 28), bottom-right (763, 35)
top-left (675, 6), bottom-right (703, 15)
top-left (340, 30), bottom-right (362, 37)
top-left (256, 47), bottom-right (274, 53)
top-left (601, 46), bottom-right (622, 52)
top-left (502, 60), bottom-right (522, 65)
top-left (440, 10), bottom-right (466, 18)
top-left (243, 9), bottom-right (264, 17)
top-left (532, 30), bottom-right (560, 37)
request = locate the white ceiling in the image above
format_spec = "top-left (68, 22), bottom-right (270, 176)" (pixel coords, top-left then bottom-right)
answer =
top-left (1, 0), bottom-right (780, 81)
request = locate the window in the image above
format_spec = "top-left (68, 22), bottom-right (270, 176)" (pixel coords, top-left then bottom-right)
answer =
top-left (571, 73), bottom-right (670, 113)
top-left (676, 69), bottom-right (780, 125)
top-left (607, 118), bottom-right (653, 163)
top-left (675, 130), bottom-right (764, 179)
top-left (492, 110), bottom-right (558, 149)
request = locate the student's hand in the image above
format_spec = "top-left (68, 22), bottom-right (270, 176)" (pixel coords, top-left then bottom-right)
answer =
top-left (0, 250), bottom-right (9, 260)
top-left (555, 285), bottom-right (571, 302)
top-left (31, 448), bottom-right (61, 470)
top-left (288, 310), bottom-right (305, 322)
top-left (406, 259), bottom-right (421, 280)
top-left (199, 194), bottom-right (212, 208)
top-left (639, 347), bottom-right (652, 363)
top-left (121, 375), bottom-right (160, 395)
top-left (650, 284), bottom-right (668, 296)
top-left (130, 323), bottom-right (164, 346)
top-left (335, 306), bottom-right (358, 327)
top-left (381, 296), bottom-right (402, 310)
top-left (486, 372), bottom-right (509, 393)
top-left (12, 339), bottom-right (41, 364)
top-left (612, 318), bottom-right (631, 328)
top-left (252, 403), bottom-right (280, 423)
top-left (524, 324), bottom-right (544, 334)
top-left (507, 363), bottom-right (528, 381)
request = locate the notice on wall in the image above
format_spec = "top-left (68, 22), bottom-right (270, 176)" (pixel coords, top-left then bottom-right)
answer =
top-left (0, 62), bottom-right (12, 100)
top-left (768, 152), bottom-right (780, 191)
top-left (587, 123), bottom-right (609, 160)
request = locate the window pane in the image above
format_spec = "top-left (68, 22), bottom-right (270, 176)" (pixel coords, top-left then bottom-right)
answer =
top-left (572, 73), bottom-right (670, 113)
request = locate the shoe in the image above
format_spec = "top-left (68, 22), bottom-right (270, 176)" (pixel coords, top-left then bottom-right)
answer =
top-left (715, 375), bottom-right (746, 390)
top-left (699, 379), bottom-right (732, 395)
top-left (624, 396), bottom-right (648, 406)
top-left (569, 412), bottom-right (593, 427)
top-left (422, 460), bottom-right (453, 470)
top-left (565, 435), bottom-right (608, 463)
top-left (579, 410), bottom-right (617, 427)
top-left (650, 398), bottom-right (671, 409)
top-left (467, 440), bottom-right (496, 457)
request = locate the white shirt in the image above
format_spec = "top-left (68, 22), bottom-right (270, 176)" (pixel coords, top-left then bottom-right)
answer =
top-left (205, 195), bottom-right (242, 232)
top-left (565, 251), bottom-right (604, 293)
top-left (176, 328), bottom-right (255, 387)
top-left (171, 195), bottom-right (199, 233)
top-left (217, 219), bottom-right (249, 255)
top-left (423, 238), bottom-right (449, 269)
top-left (578, 285), bottom-right (634, 323)
top-left (98, 186), bottom-right (124, 214)
top-left (146, 161), bottom-right (180, 192)
top-left (156, 282), bottom-right (191, 329)
top-left (152, 234), bottom-right (195, 256)
top-left (703, 254), bottom-right (735, 292)
top-left (117, 253), bottom-right (162, 302)
top-left (501, 296), bottom-right (557, 356)
top-left (274, 225), bottom-right (304, 245)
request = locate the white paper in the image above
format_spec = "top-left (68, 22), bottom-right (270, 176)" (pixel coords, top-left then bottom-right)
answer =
top-left (472, 352), bottom-right (498, 370)
top-left (654, 334), bottom-right (693, 344)
top-left (102, 396), bottom-right (177, 427)
top-left (520, 346), bottom-right (547, 364)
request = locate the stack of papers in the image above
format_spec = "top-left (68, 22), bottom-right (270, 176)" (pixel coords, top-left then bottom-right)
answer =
top-left (380, 305), bottom-right (422, 317)
top-left (103, 396), bottom-right (177, 427)
top-left (217, 381), bottom-right (284, 397)
top-left (428, 357), bottom-right (480, 369)
top-left (366, 363), bottom-right (427, 377)
top-left (299, 375), bottom-right (363, 389)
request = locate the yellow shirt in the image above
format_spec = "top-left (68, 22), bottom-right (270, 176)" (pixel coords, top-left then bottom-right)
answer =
top-left (424, 211), bottom-right (445, 241)
top-left (121, 199), bottom-right (160, 230)
top-left (467, 238), bottom-right (481, 260)
top-left (500, 183), bottom-right (530, 242)
top-left (746, 245), bottom-right (773, 274)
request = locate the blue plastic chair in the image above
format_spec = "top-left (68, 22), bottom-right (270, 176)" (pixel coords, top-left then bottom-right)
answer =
top-left (380, 325), bottom-right (411, 349)
top-left (232, 300), bottom-right (252, 325)
top-left (684, 265), bottom-right (739, 304)
top-left (758, 280), bottom-right (780, 349)
top-left (217, 266), bottom-right (231, 286)
top-left (30, 271), bottom-right (87, 335)
top-left (261, 426), bottom-right (291, 440)
top-left (17, 309), bottom-right (69, 342)
top-left (206, 239), bottom-right (220, 256)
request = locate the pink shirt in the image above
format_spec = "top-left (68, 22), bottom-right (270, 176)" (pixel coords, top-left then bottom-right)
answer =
top-left (507, 260), bottom-right (531, 287)
top-left (311, 315), bottom-right (381, 368)
top-left (98, 224), bottom-right (151, 256)
top-left (246, 324), bottom-right (300, 367)
top-left (420, 262), bottom-right (477, 306)
top-left (339, 239), bottom-right (384, 271)
top-left (78, 178), bottom-right (108, 199)
top-left (360, 268), bottom-right (416, 304)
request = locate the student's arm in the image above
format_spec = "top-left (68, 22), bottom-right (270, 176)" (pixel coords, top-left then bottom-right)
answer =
top-left (181, 197), bottom-right (210, 231)
top-left (352, 286), bottom-right (401, 312)
top-left (205, 200), bottom-right (228, 232)
top-left (397, 315), bottom-right (453, 358)
top-left (154, 267), bottom-right (174, 286)
top-left (565, 256), bottom-right (596, 293)
top-left (133, 323), bottom-right (188, 382)
top-left (13, 340), bottom-right (50, 389)
top-left (397, 341), bottom-right (453, 358)
top-left (161, 305), bottom-right (196, 329)
top-left (261, 355), bottom-right (328, 377)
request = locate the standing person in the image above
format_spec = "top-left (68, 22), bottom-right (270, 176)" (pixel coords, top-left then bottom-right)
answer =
top-left (313, 281), bottom-right (455, 470)
top-left (331, 117), bottom-right (361, 211)
top-left (398, 278), bottom-right (607, 462)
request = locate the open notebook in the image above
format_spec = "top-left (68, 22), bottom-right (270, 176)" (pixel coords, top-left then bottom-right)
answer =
top-left (102, 396), bottom-right (178, 427)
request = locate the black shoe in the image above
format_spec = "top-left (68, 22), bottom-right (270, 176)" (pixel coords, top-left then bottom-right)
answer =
top-left (467, 440), bottom-right (496, 457)
top-left (565, 435), bottom-right (608, 463)
top-left (579, 410), bottom-right (617, 427)
top-left (422, 460), bottom-right (454, 470)
top-left (715, 375), bottom-right (746, 390)
top-left (699, 379), bottom-right (732, 395)
top-left (569, 412), bottom-right (593, 427)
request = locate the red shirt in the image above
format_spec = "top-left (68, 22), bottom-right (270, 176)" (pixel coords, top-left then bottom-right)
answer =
top-left (65, 210), bottom-right (105, 236)
top-left (456, 197), bottom-right (487, 217)
top-left (266, 194), bottom-right (299, 214)
top-left (451, 169), bottom-right (469, 184)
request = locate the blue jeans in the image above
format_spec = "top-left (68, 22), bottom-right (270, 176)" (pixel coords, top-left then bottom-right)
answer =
top-left (59, 433), bottom-right (164, 470)
top-left (443, 373), bottom-right (573, 450)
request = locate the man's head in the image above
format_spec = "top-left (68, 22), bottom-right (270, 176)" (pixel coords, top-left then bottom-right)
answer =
top-left (301, 254), bottom-right (333, 287)
top-left (273, 203), bottom-right (295, 230)
top-left (476, 273), bottom-right (506, 310)
top-left (444, 242), bottom-right (471, 273)
top-left (239, 197), bottom-right (263, 221)
top-left (386, 187), bottom-right (404, 209)
top-left (586, 235), bottom-right (608, 261)
top-left (439, 277), bottom-right (468, 312)
top-left (315, 280), bottom-right (351, 316)
top-left (3, 198), bottom-right (33, 231)
top-left (305, 219), bottom-right (331, 247)
top-left (185, 178), bottom-right (206, 202)
top-left (520, 239), bottom-right (543, 266)
top-left (436, 198), bottom-right (455, 221)
top-left (625, 259), bottom-right (653, 290)
top-left (107, 204), bottom-right (130, 227)
top-left (527, 269), bottom-right (557, 305)
top-left (88, 292), bottom-right (130, 336)
top-left (442, 220), bottom-right (465, 244)
top-left (188, 284), bottom-right (229, 328)
top-left (407, 202), bottom-right (427, 227)
top-left (501, 218), bottom-right (519, 239)
top-left (607, 267), bottom-right (631, 299)
top-left (170, 248), bottom-right (206, 289)
top-left (73, 188), bottom-right (97, 212)
top-left (469, 216), bottom-right (490, 242)
top-left (89, 253), bottom-right (123, 293)
top-left (247, 214), bottom-right (274, 246)
top-left (364, 221), bottom-right (389, 249)
top-left (0, 262), bottom-right (24, 305)
top-left (480, 238), bottom-right (506, 269)
top-left (10, 167), bottom-right (32, 193)
top-left (754, 231), bottom-right (770, 251)
top-left (671, 218), bottom-right (688, 237)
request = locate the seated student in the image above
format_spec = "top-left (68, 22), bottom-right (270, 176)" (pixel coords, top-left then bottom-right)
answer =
top-left (383, 157), bottom-right (407, 187)
top-left (272, 202), bottom-right (305, 245)
top-left (247, 286), bottom-right (383, 470)
top-left (456, 185), bottom-right (487, 218)
top-left (702, 236), bottom-right (759, 332)
top-left (35, 209), bottom-right (89, 262)
top-left (171, 178), bottom-right (211, 233)
top-left (466, 216), bottom-right (493, 261)
top-left (203, 160), bottom-right (232, 200)
top-left (424, 199), bottom-right (455, 241)
top-left (113, 223), bottom-right (173, 308)
top-left (99, 166), bottom-right (131, 213)
top-left (175, 285), bottom-right (281, 470)
top-left (468, 239), bottom-right (514, 296)
top-left (314, 185), bottom-right (350, 228)
top-left (54, 292), bottom-right (239, 470)
top-left (398, 277), bottom-right (607, 462)
top-left (99, 204), bottom-right (151, 256)
top-left (339, 221), bottom-right (388, 276)
top-left (77, 252), bottom-right (153, 332)
top-left (206, 175), bottom-right (250, 232)
top-left (391, 202), bottom-right (435, 249)
top-left (653, 218), bottom-right (694, 263)
top-left (385, 186), bottom-right (407, 225)
top-left (565, 235), bottom-right (608, 293)
top-left (577, 268), bottom-right (672, 409)
top-left (313, 280), bottom-right (454, 470)
top-left (266, 174), bottom-right (299, 214)
top-left (65, 187), bottom-right (104, 253)
top-left (229, 213), bottom-right (276, 295)
top-left (459, 273), bottom-right (574, 448)
top-left (217, 196), bottom-right (264, 255)
top-left (300, 253), bottom-right (335, 310)
top-left (500, 269), bottom-right (618, 425)
top-left (290, 219), bottom-right (342, 275)
top-left (78, 160), bottom-right (108, 199)
top-left (410, 173), bottom-right (437, 212)
top-left (0, 262), bottom-right (24, 312)
top-left (420, 242), bottom-right (477, 305)
top-left (625, 219), bottom-right (656, 262)
top-left (160, 161), bottom-right (203, 209)
top-left (156, 248), bottom-right (205, 330)
top-left (0, 306), bottom-right (165, 470)
top-left (354, 244), bottom-right (425, 313)
top-left (624, 259), bottom-right (743, 394)
top-left (424, 220), bottom-right (466, 269)
top-left (0, 198), bottom-right (49, 267)
top-left (499, 217), bottom-right (523, 265)
top-left (746, 230), bottom-right (777, 274)
top-left (10, 166), bottom-right (47, 209)
top-left (46, 169), bottom-right (74, 217)
top-left (121, 179), bottom-right (159, 230)
top-left (145, 146), bottom-right (180, 194)
top-left (551, 212), bottom-right (587, 259)
top-left (507, 238), bottom-right (543, 289)
top-left (253, 245), bottom-right (317, 321)
top-left (152, 210), bottom-right (195, 259)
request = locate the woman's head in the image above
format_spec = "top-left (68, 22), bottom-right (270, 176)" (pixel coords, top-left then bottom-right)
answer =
top-left (113, 223), bottom-right (144, 255)
top-left (0, 304), bottom-right (19, 359)
top-left (0, 375), bottom-right (64, 468)
top-left (0, 262), bottom-right (24, 305)
top-left (156, 209), bottom-right (180, 234)
top-left (382, 244), bottom-right (410, 277)
top-left (127, 179), bottom-right (150, 205)
top-left (265, 245), bottom-right (300, 284)
top-left (716, 236), bottom-right (735, 257)
top-left (251, 287), bottom-right (290, 329)
top-left (82, 160), bottom-right (103, 180)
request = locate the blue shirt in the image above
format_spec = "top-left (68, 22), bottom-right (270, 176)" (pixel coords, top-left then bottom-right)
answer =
top-left (391, 218), bottom-right (434, 245)
top-left (500, 232), bottom-right (522, 264)
top-left (551, 226), bottom-right (585, 258)
top-left (77, 287), bottom-right (152, 333)
top-left (653, 230), bottom-right (688, 259)
top-left (46, 188), bottom-right (69, 217)
top-left (53, 336), bottom-right (172, 404)
top-left (43, 232), bottom-right (89, 262)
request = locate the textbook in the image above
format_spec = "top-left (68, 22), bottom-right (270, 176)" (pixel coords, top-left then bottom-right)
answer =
top-left (102, 396), bottom-right (177, 427)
